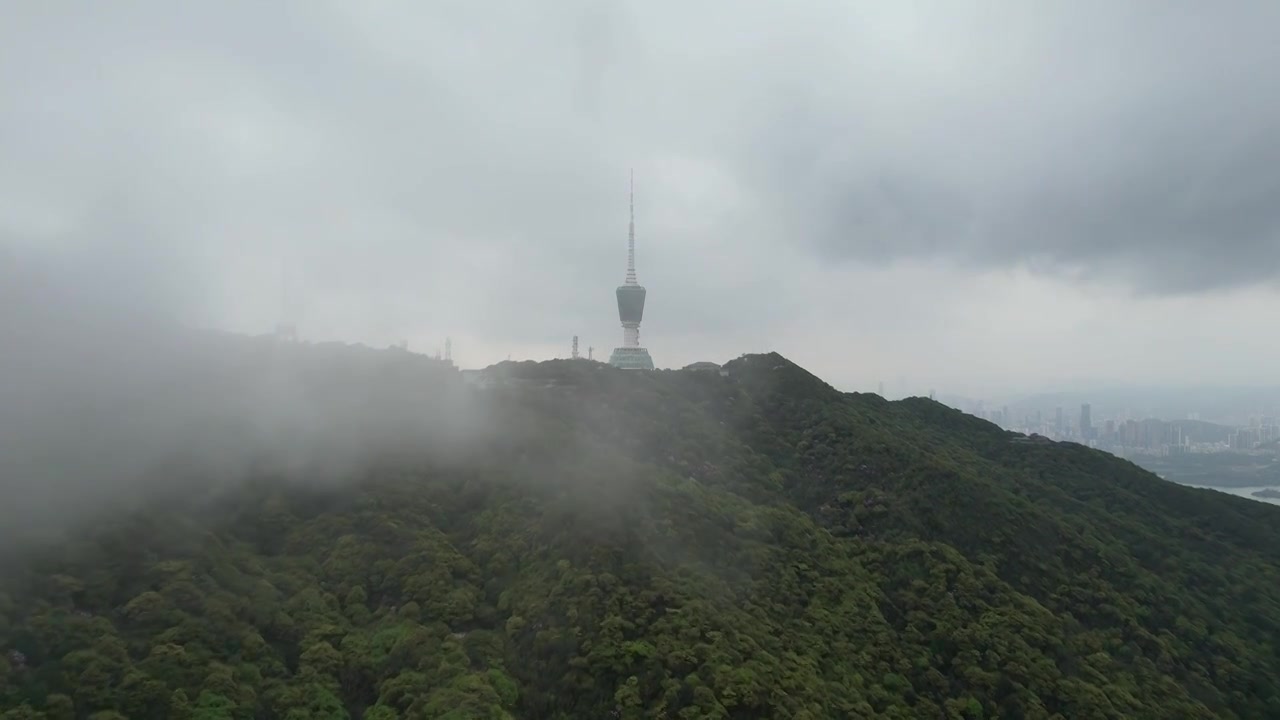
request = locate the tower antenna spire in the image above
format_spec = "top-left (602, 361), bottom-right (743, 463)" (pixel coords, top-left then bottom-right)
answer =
top-left (609, 169), bottom-right (654, 370)
top-left (626, 168), bottom-right (637, 285)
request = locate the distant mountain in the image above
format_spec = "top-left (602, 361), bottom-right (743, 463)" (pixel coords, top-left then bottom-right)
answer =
top-left (2, 348), bottom-right (1279, 718)
top-left (1167, 418), bottom-right (1234, 441)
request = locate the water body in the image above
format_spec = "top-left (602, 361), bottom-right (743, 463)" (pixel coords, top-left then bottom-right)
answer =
top-left (1182, 483), bottom-right (1280, 507)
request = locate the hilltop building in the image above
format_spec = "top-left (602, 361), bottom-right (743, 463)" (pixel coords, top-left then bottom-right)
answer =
top-left (609, 172), bottom-right (655, 370)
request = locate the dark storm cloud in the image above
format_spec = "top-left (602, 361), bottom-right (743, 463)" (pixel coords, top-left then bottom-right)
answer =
top-left (739, 2), bottom-right (1280, 294)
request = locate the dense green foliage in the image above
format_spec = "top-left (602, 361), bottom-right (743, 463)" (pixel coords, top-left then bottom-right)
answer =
top-left (3, 352), bottom-right (1280, 719)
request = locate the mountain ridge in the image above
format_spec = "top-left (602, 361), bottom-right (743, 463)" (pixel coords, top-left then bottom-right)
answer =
top-left (1, 347), bottom-right (1279, 719)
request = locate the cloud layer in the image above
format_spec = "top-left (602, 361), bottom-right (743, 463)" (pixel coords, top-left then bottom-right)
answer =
top-left (4, 1), bottom-right (1280, 388)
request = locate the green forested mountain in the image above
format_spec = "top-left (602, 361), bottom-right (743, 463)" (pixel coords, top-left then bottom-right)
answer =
top-left (3, 350), bottom-right (1280, 719)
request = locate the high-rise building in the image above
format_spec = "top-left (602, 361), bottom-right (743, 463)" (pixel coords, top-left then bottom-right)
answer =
top-left (1080, 403), bottom-right (1093, 440)
top-left (609, 171), bottom-right (655, 370)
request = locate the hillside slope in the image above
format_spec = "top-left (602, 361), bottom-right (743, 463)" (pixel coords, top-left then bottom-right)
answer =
top-left (2, 351), bottom-right (1279, 719)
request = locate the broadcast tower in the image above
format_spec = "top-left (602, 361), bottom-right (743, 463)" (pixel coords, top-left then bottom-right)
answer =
top-left (609, 171), bottom-right (655, 370)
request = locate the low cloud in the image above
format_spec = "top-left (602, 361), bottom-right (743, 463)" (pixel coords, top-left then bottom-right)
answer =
top-left (0, 248), bottom-right (489, 542)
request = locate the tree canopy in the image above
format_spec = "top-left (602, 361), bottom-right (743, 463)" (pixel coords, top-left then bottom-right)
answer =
top-left (2, 351), bottom-right (1279, 718)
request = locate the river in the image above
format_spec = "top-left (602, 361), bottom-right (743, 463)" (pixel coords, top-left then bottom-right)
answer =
top-left (1181, 483), bottom-right (1280, 507)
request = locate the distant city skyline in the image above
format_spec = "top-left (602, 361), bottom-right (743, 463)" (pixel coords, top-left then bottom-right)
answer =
top-left (954, 388), bottom-right (1280, 454)
top-left (980, 402), bottom-right (1280, 465)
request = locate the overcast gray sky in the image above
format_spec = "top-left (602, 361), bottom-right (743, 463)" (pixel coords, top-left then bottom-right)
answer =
top-left (5, 1), bottom-right (1280, 397)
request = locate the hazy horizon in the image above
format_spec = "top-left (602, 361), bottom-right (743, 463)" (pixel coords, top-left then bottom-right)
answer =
top-left (6, 2), bottom-right (1280, 398)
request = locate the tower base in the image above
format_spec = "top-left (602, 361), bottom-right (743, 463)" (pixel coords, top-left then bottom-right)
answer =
top-left (608, 346), bottom-right (654, 370)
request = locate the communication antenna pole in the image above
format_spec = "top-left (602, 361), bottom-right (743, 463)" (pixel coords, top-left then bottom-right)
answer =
top-left (625, 169), bottom-right (637, 285)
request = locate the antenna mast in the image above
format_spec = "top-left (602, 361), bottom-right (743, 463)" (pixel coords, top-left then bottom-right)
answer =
top-left (625, 168), bottom-right (637, 285)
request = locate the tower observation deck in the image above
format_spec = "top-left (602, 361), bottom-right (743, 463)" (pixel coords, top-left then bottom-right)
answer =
top-left (609, 171), bottom-right (655, 370)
